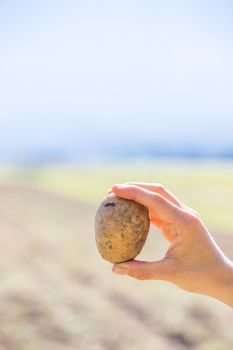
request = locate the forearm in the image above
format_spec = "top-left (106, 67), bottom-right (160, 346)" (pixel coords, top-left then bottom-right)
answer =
top-left (207, 258), bottom-right (233, 308)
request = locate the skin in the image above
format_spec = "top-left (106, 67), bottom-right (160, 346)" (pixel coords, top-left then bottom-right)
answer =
top-left (108, 183), bottom-right (233, 308)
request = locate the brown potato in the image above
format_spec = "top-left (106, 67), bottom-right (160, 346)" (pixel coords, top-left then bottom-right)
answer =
top-left (95, 194), bottom-right (150, 263)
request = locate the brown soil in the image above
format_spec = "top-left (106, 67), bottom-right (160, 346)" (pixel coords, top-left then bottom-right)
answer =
top-left (0, 184), bottom-right (232, 350)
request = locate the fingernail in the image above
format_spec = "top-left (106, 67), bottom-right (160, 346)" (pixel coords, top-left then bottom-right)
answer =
top-left (112, 184), bottom-right (121, 190)
top-left (113, 184), bottom-right (128, 190)
top-left (112, 266), bottom-right (128, 275)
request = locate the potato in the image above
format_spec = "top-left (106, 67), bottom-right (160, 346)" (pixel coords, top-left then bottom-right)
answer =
top-left (95, 194), bottom-right (150, 263)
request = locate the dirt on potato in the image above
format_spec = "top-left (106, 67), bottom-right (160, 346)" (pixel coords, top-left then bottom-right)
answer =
top-left (95, 195), bottom-right (150, 263)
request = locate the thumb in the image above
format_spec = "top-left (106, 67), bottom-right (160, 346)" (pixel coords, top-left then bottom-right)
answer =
top-left (112, 259), bottom-right (169, 281)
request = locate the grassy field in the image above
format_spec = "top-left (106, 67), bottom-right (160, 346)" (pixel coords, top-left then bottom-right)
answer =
top-left (3, 159), bottom-right (233, 232)
top-left (0, 160), bottom-right (232, 350)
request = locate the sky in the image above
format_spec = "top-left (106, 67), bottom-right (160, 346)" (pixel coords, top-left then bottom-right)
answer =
top-left (0, 0), bottom-right (233, 160)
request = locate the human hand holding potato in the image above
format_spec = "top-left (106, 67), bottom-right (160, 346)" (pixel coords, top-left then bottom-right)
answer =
top-left (109, 183), bottom-right (233, 308)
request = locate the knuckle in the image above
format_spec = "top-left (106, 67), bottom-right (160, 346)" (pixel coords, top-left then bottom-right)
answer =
top-left (191, 210), bottom-right (201, 219)
top-left (154, 183), bottom-right (166, 193)
top-left (184, 211), bottom-right (201, 226)
top-left (152, 192), bottom-right (166, 204)
top-left (127, 185), bottom-right (138, 197)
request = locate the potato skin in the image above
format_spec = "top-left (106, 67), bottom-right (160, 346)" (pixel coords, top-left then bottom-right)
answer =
top-left (95, 194), bottom-right (150, 263)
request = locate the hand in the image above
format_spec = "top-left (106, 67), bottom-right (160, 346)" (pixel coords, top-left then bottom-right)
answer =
top-left (109, 183), bottom-right (233, 308)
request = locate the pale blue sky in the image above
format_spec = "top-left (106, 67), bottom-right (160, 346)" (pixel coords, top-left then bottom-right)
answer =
top-left (0, 0), bottom-right (233, 159)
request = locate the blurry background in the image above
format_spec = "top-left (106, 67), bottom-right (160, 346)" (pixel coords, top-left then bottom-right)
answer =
top-left (0, 1), bottom-right (233, 349)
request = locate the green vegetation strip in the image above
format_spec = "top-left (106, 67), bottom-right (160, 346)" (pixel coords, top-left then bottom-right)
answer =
top-left (1, 160), bottom-right (233, 233)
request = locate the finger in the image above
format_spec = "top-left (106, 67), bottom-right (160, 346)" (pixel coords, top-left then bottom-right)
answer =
top-left (112, 259), bottom-right (170, 281)
top-left (111, 183), bottom-right (200, 220)
top-left (108, 186), bottom-right (165, 227)
top-left (111, 184), bottom-right (182, 223)
top-left (108, 187), bottom-right (162, 227)
top-left (126, 182), bottom-right (182, 208)
top-left (108, 187), bottom-right (163, 227)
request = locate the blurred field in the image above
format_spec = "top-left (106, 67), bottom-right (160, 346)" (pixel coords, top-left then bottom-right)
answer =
top-left (0, 161), bottom-right (232, 350)
top-left (3, 159), bottom-right (233, 232)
